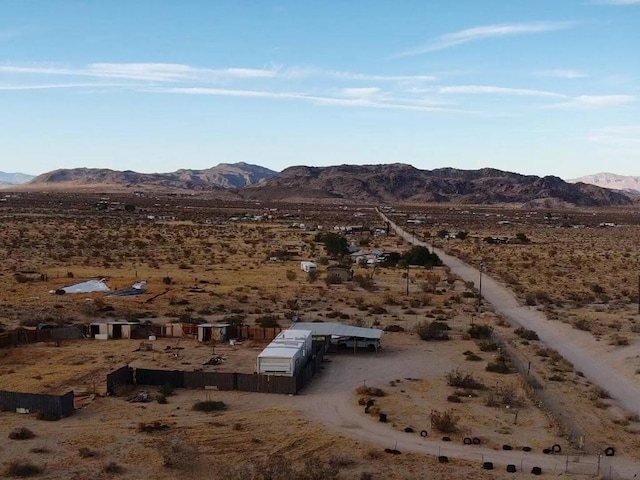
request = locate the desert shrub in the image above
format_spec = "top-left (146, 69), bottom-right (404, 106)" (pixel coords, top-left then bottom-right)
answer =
top-left (591, 386), bottom-right (611, 400)
top-left (486, 361), bottom-right (512, 374)
top-left (573, 318), bottom-right (592, 331)
top-left (465, 353), bottom-right (482, 361)
top-left (6, 460), bottom-right (42, 477)
top-left (36, 411), bottom-right (60, 421)
top-left (468, 324), bottom-right (492, 339)
top-left (285, 270), bottom-right (297, 281)
top-left (447, 394), bottom-right (462, 403)
top-left (430, 409), bottom-right (459, 433)
top-left (29, 447), bottom-right (49, 454)
top-left (514, 327), bottom-right (539, 341)
top-left (415, 320), bottom-right (450, 341)
top-left (104, 461), bottom-right (124, 474)
top-left (9, 427), bottom-right (35, 440)
top-left (446, 369), bottom-right (485, 390)
top-left (355, 385), bottom-right (386, 397)
top-left (328, 453), bottom-right (356, 468)
top-left (255, 315), bottom-right (280, 328)
top-left (478, 340), bottom-right (498, 352)
top-left (160, 437), bottom-right (193, 470)
top-left (369, 305), bottom-right (387, 315)
top-left (78, 447), bottom-right (97, 458)
top-left (307, 270), bottom-right (319, 283)
top-left (324, 275), bottom-right (342, 286)
top-left (159, 383), bottom-right (174, 397)
top-left (193, 400), bottom-right (227, 412)
top-left (157, 395), bottom-right (168, 404)
top-left (353, 274), bottom-right (376, 291)
top-left (162, 276), bottom-right (172, 285)
top-left (485, 385), bottom-right (523, 408)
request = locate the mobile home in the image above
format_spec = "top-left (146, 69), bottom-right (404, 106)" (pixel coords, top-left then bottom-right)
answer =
top-left (256, 343), bottom-right (305, 377)
top-left (300, 261), bottom-right (317, 273)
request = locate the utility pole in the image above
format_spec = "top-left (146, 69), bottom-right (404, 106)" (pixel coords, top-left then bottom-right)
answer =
top-left (477, 262), bottom-right (484, 312)
top-left (406, 264), bottom-right (410, 296)
top-left (638, 274), bottom-right (640, 314)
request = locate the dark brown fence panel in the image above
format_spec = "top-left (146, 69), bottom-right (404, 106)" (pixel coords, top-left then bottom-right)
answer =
top-left (229, 326), bottom-right (283, 341)
top-left (0, 333), bottom-right (13, 348)
top-left (0, 390), bottom-right (74, 417)
top-left (184, 372), bottom-right (236, 391)
top-left (136, 369), bottom-right (184, 388)
top-left (106, 366), bottom-right (134, 395)
top-left (236, 373), bottom-right (297, 394)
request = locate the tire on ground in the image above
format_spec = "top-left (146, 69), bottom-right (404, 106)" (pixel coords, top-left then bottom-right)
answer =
top-left (420, 430), bottom-right (428, 438)
top-left (463, 437), bottom-right (472, 445)
top-left (605, 447), bottom-right (615, 457)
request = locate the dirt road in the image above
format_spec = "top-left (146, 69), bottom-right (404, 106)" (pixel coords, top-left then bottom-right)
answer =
top-left (380, 211), bottom-right (640, 417)
top-left (295, 347), bottom-right (635, 477)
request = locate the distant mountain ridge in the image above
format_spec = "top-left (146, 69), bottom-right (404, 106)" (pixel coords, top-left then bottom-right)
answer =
top-left (244, 164), bottom-right (631, 206)
top-left (16, 163), bottom-right (632, 207)
top-left (568, 172), bottom-right (640, 195)
top-left (26, 163), bottom-right (278, 190)
top-left (0, 171), bottom-right (34, 186)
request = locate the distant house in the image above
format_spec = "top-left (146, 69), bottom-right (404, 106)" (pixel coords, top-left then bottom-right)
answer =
top-left (300, 261), bottom-right (317, 273)
top-left (326, 265), bottom-right (353, 282)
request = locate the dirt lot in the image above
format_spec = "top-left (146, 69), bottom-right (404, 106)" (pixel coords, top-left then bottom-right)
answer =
top-left (2, 193), bottom-right (640, 478)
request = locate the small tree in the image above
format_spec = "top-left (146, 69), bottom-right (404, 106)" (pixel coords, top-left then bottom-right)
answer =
top-left (402, 246), bottom-right (442, 267)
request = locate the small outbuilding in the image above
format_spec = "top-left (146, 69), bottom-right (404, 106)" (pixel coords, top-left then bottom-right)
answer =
top-left (197, 323), bottom-right (230, 343)
top-left (107, 321), bottom-right (141, 339)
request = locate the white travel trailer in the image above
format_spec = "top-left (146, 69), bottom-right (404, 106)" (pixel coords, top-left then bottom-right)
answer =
top-left (272, 329), bottom-right (313, 358)
top-left (300, 261), bottom-right (317, 273)
top-left (256, 343), bottom-right (305, 376)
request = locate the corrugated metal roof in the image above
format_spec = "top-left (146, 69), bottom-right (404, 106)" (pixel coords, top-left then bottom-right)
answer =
top-left (289, 322), bottom-right (383, 340)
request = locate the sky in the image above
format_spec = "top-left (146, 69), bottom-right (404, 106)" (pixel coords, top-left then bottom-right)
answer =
top-left (0, 1), bottom-right (638, 178)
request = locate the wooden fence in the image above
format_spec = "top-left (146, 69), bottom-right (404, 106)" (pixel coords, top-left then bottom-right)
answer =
top-left (0, 327), bottom-right (83, 348)
top-left (108, 343), bottom-right (326, 395)
top-left (106, 365), bottom-right (134, 395)
top-left (0, 390), bottom-right (74, 417)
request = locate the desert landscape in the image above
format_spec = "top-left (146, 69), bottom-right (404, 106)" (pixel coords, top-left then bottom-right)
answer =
top-left (1, 188), bottom-right (639, 479)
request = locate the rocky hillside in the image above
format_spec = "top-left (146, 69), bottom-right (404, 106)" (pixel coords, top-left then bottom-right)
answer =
top-left (24, 163), bottom-right (277, 191)
top-left (0, 171), bottom-right (34, 186)
top-left (243, 164), bottom-right (632, 206)
top-left (568, 172), bottom-right (640, 195)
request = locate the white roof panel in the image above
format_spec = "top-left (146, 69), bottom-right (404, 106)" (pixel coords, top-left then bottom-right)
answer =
top-left (289, 322), bottom-right (383, 340)
top-left (258, 345), bottom-right (302, 359)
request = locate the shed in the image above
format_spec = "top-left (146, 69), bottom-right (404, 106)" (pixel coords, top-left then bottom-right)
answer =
top-left (107, 322), bottom-right (141, 339)
top-left (89, 322), bottom-right (108, 338)
top-left (197, 323), bottom-right (230, 343)
top-left (326, 265), bottom-right (353, 282)
top-left (256, 344), bottom-right (305, 377)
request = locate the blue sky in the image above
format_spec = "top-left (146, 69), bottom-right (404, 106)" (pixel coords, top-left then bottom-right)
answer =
top-left (1, 1), bottom-right (638, 178)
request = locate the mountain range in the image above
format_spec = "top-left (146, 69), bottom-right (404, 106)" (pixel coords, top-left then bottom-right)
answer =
top-left (568, 172), bottom-right (640, 195)
top-left (0, 171), bottom-right (35, 187)
top-left (9, 162), bottom-right (633, 207)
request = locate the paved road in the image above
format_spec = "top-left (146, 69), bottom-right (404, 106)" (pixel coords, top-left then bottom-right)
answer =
top-left (380, 211), bottom-right (640, 416)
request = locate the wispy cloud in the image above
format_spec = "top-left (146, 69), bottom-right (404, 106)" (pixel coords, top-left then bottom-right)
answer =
top-left (282, 67), bottom-right (437, 82)
top-left (0, 83), bottom-right (128, 91)
top-left (149, 86), bottom-right (458, 112)
top-left (588, 125), bottom-right (640, 147)
top-left (438, 85), bottom-right (565, 98)
top-left (546, 95), bottom-right (636, 109)
top-left (0, 62), bottom-right (279, 82)
top-left (536, 69), bottom-right (588, 79)
top-left (394, 21), bottom-right (575, 57)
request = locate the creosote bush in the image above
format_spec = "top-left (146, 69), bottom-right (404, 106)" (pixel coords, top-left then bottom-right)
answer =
top-left (6, 460), bottom-right (42, 477)
top-left (9, 427), bottom-right (35, 440)
top-left (446, 369), bottom-right (485, 390)
top-left (415, 320), bottom-right (450, 341)
top-left (430, 409), bottom-right (459, 433)
top-left (193, 400), bottom-right (227, 412)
